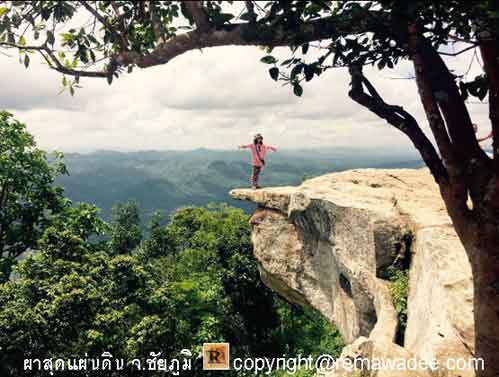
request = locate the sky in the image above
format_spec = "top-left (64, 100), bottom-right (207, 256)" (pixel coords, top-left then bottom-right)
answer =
top-left (0, 34), bottom-right (491, 153)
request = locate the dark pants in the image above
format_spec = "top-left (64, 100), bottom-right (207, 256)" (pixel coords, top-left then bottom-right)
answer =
top-left (251, 165), bottom-right (262, 187)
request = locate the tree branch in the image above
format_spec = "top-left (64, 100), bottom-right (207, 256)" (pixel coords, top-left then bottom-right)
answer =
top-left (478, 29), bottom-right (499, 210)
top-left (245, 1), bottom-right (258, 22)
top-left (150, 1), bottom-right (165, 43)
top-left (407, 32), bottom-right (456, 170)
top-left (439, 44), bottom-right (478, 56)
top-left (348, 65), bottom-right (448, 184)
top-left (114, 11), bottom-right (382, 69)
top-left (407, 24), bottom-right (494, 217)
top-left (43, 45), bottom-right (109, 77)
top-left (478, 32), bottom-right (499, 168)
top-left (448, 34), bottom-right (478, 44)
top-left (1, 8), bottom-right (386, 79)
top-left (184, 1), bottom-right (211, 32)
top-left (407, 25), bottom-right (487, 168)
top-left (110, 1), bottom-right (129, 40)
top-left (78, 0), bottom-right (127, 49)
top-left (0, 40), bottom-right (109, 77)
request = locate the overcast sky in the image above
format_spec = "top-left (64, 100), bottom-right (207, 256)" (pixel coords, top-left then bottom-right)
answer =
top-left (0, 40), bottom-right (490, 152)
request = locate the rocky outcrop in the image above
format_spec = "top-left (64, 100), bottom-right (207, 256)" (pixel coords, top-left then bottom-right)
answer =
top-left (230, 168), bottom-right (474, 377)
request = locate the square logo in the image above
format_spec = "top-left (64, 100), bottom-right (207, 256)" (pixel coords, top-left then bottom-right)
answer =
top-left (202, 343), bottom-right (230, 370)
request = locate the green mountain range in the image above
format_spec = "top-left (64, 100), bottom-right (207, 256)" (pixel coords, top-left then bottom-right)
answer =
top-left (55, 148), bottom-right (423, 222)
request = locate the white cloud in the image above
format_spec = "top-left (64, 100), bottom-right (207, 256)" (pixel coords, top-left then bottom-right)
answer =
top-left (0, 42), bottom-right (490, 153)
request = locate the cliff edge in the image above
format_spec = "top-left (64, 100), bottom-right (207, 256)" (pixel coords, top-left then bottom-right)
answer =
top-left (230, 168), bottom-right (474, 377)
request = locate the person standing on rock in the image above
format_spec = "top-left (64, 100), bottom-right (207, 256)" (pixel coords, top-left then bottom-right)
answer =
top-left (239, 133), bottom-right (277, 190)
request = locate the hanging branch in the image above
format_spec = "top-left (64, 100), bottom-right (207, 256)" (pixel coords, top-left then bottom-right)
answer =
top-left (348, 65), bottom-right (448, 184)
top-left (0, 42), bottom-right (109, 77)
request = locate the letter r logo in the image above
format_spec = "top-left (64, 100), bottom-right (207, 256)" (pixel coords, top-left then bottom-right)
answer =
top-left (202, 343), bottom-right (230, 370)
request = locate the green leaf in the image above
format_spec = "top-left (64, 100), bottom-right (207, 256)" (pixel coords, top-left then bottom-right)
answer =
top-left (18, 35), bottom-right (26, 46)
top-left (304, 65), bottom-right (314, 81)
top-left (0, 7), bottom-right (8, 17)
top-left (281, 58), bottom-right (294, 66)
top-left (269, 67), bottom-right (279, 81)
top-left (239, 12), bottom-right (253, 21)
top-left (459, 81), bottom-right (469, 101)
top-left (290, 64), bottom-right (303, 80)
top-left (23, 54), bottom-right (29, 68)
top-left (476, 86), bottom-right (488, 101)
top-left (47, 30), bottom-right (55, 45)
top-left (333, 51), bottom-right (342, 66)
top-left (260, 55), bottom-right (277, 64)
top-left (218, 13), bottom-right (234, 23)
top-left (293, 83), bottom-right (303, 97)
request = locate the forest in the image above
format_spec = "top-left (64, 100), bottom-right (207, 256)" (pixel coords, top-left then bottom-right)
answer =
top-left (0, 111), bottom-right (344, 376)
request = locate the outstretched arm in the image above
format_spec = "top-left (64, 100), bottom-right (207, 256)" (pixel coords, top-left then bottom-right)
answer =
top-left (239, 144), bottom-right (252, 149)
top-left (267, 145), bottom-right (277, 152)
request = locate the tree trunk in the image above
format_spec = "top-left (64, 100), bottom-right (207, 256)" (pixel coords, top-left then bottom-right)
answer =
top-left (474, 23), bottom-right (499, 377)
top-left (445, 195), bottom-right (499, 377)
top-left (405, 24), bottom-right (499, 376)
top-left (470, 227), bottom-right (499, 377)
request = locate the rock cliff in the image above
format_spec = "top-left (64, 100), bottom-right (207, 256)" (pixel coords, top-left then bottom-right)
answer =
top-left (230, 168), bottom-right (474, 377)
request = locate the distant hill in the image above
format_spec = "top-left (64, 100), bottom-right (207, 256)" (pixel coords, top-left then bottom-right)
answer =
top-left (55, 148), bottom-right (423, 223)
